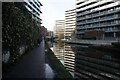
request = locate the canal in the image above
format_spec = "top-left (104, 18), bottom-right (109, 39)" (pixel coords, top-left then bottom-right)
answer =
top-left (48, 41), bottom-right (120, 80)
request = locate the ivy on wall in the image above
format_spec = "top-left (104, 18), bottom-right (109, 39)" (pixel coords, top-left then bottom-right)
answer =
top-left (2, 2), bottom-right (41, 61)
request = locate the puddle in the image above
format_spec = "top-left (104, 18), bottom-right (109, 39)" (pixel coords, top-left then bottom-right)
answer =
top-left (45, 64), bottom-right (55, 78)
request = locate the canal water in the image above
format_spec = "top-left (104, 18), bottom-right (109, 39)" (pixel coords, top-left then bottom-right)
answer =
top-left (45, 64), bottom-right (55, 78)
top-left (48, 41), bottom-right (120, 79)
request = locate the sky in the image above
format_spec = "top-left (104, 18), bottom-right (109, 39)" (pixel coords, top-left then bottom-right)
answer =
top-left (40, 0), bottom-right (75, 31)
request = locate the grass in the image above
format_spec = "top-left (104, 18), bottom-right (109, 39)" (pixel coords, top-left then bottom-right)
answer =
top-left (45, 42), bottom-right (73, 79)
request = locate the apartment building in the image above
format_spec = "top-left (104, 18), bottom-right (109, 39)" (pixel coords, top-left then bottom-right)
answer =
top-left (76, 0), bottom-right (120, 40)
top-left (65, 9), bottom-right (76, 40)
top-left (24, 0), bottom-right (43, 25)
top-left (54, 20), bottom-right (65, 39)
top-left (40, 26), bottom-right (47, 38)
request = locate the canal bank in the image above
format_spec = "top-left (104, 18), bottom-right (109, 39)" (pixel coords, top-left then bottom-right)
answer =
top-left (45, 42), bottom-right (73, 79)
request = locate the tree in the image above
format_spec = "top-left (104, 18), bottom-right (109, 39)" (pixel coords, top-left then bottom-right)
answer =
top-left (59, 33), bottom-right (64, 40)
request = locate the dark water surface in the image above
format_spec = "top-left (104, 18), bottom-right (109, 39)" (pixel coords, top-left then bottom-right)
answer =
top-left (50, 42), bottom-right (120, 80)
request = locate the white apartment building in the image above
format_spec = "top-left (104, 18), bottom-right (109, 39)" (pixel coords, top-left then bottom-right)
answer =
top-left (65, 9), bottom-right (76, 40)
top-left (54, 20), bottom-right (65, 38)
top-left (24, 0), bottom-right (43, 25)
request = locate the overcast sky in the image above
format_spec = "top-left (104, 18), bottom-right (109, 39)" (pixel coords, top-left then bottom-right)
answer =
top-left (40, 0), bottom-right (75, 31)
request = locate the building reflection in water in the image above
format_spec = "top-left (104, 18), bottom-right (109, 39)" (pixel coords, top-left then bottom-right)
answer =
top-left (53, 42), bottom-right (64, 64)
top-left (74, 45), bottom-right (120, 80)
top-left (64, 43), bottom-right (75, 77)
top-left (52, 42), bottom-right (120, 79)
top-left (53, 42), bottom-right (75, 77)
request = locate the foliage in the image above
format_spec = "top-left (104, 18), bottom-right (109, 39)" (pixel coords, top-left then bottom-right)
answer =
top-left (2, 2), bottom-right (41, 61)
top-left (59, 33), bottom-right (64, 40)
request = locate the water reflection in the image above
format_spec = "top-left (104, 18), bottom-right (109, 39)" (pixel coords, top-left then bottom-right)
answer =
top-left (53, 42), bottom-right (75, 77)
top-left (45, 64), bottom-right (55, 78)
top-left (51, 41), bottom-right (120, 79)
top-left (74, 45), bottom-right (120, 80)
top-left (53, 42), bottom-right (64, 63)
top-left (64, 43), bottom-right (75, 76)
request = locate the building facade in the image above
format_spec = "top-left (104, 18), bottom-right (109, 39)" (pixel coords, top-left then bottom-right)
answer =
top-left (76, 0), bottom-right (120, 40)
top-left (65, 9), bottom-right (76, 40)
top-left (24, 0), bottom-right (43, 26)
top-left (54, 20), bottom-right (65, 39)
top-left (40, 26), bottom-right (47, 38)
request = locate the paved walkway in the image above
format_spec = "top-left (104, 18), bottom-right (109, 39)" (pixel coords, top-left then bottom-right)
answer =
top-left (5, 40), bottom-right (46, 78)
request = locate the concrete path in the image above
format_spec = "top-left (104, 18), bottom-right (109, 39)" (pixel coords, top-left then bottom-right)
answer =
top-left (5, 40), bottom-right (46, 78)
